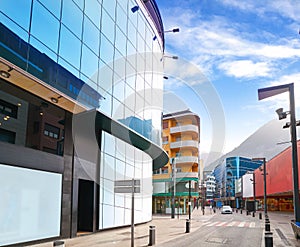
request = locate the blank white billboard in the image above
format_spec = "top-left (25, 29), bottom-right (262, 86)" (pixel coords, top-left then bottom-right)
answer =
top-left (0, 164), bottom-right (62, 246)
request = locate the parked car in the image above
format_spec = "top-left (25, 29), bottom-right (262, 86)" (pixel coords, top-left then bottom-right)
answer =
top-left (221, 205), bottom-right (233, 214)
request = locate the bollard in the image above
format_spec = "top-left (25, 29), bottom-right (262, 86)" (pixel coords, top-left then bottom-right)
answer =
top-left (236, 209), bottom-right (238, 213)
top-left (148, 226), bottom-right (156, 246)
top-left (259, 212), bottom-right (262, 220)
top-left (246, 210), bottom-right (249, 215)
top-left (265, 222), bottom-right (271, 231)
top-left (53, 241), bottom-right (64, 247)
top-left (186, 219), bottom-right (190, 233)
top-left (265, 232), bottom-right (273, 247)
top-left (252, 212), bottom-right (255, 217)
top-left (240, 209), bottom-right (242, 214)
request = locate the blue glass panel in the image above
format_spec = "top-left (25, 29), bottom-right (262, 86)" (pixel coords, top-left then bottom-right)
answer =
top-left (85, 0), bottom-right (101, 27)
top-left (38, 0), bottom-right (61, 18)
top-left (115, 27), bottom-right (126, 56)
top-left (127, 19), bottom-right (137, 48)
top-left (72, 0), bottom-right (84, 10)
top-left (101, 9), bottom-right (115, 42)
top-left (100, 34), bottom-right (114, 64)
top-left (81, 45), bottom-right (99, 81)
top-left (0, 0), bottom-right (31, 31)
top-left (59, 25), bottom-right (81, 70)
top-left (116, 4), bottom-right (127, 34)
top-left (102, 0), bottom-right (116, 17)
top-left (31, 1), bottom-right (60, 53)
top-left (61, 0), bottom-right (83, 39)
top-left (83, 17), bottom-right (100, 54)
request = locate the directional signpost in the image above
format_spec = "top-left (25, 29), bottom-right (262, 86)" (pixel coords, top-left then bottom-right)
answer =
top-left (114, 179), bottom-right (140, 247)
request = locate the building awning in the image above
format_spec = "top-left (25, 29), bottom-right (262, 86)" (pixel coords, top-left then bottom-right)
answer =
top-left (74, 109), bottom-right (169, 170)
top-left (0, 57), bottom-right (87, 114)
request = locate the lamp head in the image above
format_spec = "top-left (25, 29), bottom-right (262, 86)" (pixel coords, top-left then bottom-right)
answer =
top-left (276, 108), bottom-right (288, 120)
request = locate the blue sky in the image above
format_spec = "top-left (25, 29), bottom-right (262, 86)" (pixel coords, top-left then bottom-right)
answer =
top-left (156, 0), bottom-right (300, 161)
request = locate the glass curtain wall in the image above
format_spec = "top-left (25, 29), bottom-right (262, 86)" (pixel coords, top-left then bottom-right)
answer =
top-left (0, 0), bottom-right (164, 145)
top-left (99, 131), bottom-right (152, 229)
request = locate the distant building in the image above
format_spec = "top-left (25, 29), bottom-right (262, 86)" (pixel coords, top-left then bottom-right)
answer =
top-left (213, 157), bottom-right (261, 208)
top-left (205, 174), bottom-right (216, 201)
top-left (153, 110), bottom-right (200, 215)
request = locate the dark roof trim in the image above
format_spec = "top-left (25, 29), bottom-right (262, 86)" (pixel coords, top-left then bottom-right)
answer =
top-left (143, 0), bottom-right (165, 50)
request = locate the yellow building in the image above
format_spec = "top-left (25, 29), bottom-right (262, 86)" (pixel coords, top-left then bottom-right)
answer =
top-left (153, 110), bottom-right (200, 215)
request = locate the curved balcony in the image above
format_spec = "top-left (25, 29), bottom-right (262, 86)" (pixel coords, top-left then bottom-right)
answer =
top-left (174, 156), bottom-right (198, 164)
top-left (170, 125), bottom-right (198, 135)
top-left (170, 140), bottom-right (199, 149)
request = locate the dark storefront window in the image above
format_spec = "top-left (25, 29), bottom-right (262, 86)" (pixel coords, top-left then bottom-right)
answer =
top-left (0, 78), bottom-right (65, 156)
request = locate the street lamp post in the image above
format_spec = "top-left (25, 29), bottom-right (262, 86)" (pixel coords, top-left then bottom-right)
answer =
top-left (258, 83), bottom-right (300, 223)
top-left (250, 173), bottom-right (256, 213)
top-left (171, 158), bottom-right (176, 219)
top-left (252, 158), bottom-right (267, 215)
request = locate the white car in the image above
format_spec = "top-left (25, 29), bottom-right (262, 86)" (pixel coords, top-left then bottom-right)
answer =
top-left (221, 205), bottom-right (233, 214)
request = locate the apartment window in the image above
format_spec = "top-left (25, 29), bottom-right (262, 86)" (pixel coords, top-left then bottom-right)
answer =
top-left (162, 136), bottom-right (168, 144)
top-left (0, 99), bottom-right (18, 118)
top-left (176, 167), bottom-right (182, 173)
top-left (163, 121), bottom-right (168, 129)
top-left (153, 169), bottom-right (160, 175)
top-left (161, 167), bottom-right (168, 174)
top-left (44, 123), bottom-right (60, 139)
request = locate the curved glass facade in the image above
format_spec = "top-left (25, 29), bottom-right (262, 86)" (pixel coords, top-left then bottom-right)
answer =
top-left (0, 0), bottom-right (164, 145)
top-left (0, 0), bottom-right (167, 244)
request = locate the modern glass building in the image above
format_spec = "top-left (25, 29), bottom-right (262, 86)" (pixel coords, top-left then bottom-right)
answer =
top-left (213, 157), bottom-right (261, 208)
top-left (0, 0), bottom-right (168, 246)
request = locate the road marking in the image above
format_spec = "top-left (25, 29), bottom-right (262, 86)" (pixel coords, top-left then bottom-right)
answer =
top-left (216, 222), bottom-right (227, 226)
top-left (227, 221), bottom-right (237, 226)
top-left (238, 222), bottom-right (246, 227)
top-left (207, 221), bottom-right (219, 227)
top-left (249, 222), bottom-right (255, 228)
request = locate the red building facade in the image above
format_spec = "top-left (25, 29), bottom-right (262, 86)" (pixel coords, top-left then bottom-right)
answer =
top-left (254, 141), bottom-right (300, 211)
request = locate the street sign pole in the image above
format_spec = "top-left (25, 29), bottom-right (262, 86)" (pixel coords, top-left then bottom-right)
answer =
top-left (114, 179), bottom-right (140, 247)
top-left (131, 179), bottom-right (134, 247)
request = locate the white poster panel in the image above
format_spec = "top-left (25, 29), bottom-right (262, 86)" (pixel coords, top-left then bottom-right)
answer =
top-left (0, 164), bottom-right (62, 246)
top-left (242, 173), bottom-right (254, 198)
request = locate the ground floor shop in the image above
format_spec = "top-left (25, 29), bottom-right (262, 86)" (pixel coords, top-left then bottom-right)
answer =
top-left (152, 194), bottom-right (199, 215)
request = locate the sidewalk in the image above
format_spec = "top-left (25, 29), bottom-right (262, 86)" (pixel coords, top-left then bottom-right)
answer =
top-left (28, 208), bottom-right (213, 247)
top-left (28, 209), bottom-right (300, 247)
top-left (261, 211), bottom-right (300, 247)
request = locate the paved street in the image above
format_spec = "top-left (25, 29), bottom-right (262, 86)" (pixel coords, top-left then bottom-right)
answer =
top-left (159, 209), bottom-right (263, 247)
top-left (28, 208), bottom-right (300, 247)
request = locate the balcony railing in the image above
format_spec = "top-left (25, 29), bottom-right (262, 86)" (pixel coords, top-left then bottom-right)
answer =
top-left (170, 125), bottom-right (198, 134)
top-left (174, 156), bottom-right (198, 164)
top-left (175, 172), bottom-right (198, 179)
top-left (170, 140), bottom-right (199, 149)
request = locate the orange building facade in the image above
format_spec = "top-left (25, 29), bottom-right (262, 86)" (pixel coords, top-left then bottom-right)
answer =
top-left (152, 110), bottom-right (200, 215)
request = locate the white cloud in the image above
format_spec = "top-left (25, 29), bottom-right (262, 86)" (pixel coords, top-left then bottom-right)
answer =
top-left (218, 60), bottom-right (272, 78)
top-left (162, 6), bottom-right (300, 80)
